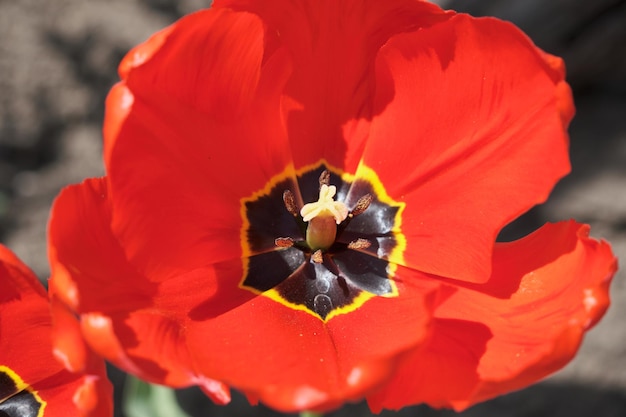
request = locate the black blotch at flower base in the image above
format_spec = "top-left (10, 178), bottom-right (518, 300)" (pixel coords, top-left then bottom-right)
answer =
top-left (240, 163), bottom-right (404, 321)
top-left (0, 368), bottom-right (45, 417)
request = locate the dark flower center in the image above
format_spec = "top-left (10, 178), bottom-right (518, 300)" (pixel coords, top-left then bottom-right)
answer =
top-left (240, 162), bottom-right (405, 321)
top-left (0, 367), bottom-right (45, 417)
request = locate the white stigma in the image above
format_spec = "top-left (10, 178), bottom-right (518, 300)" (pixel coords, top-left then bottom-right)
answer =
top-left (300, 184), bottom-right (349, 224)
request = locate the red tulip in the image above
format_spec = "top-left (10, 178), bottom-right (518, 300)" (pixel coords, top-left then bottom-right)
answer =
top-left (47, 0), bottom-right (616, 412)
top-left (0, 245), bottom-right (112, 417)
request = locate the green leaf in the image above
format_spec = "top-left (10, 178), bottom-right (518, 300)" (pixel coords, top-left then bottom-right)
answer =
top-left (123, 375), bottom-right (192, 417)
top-left (300, 412), bottom-right (324, 417)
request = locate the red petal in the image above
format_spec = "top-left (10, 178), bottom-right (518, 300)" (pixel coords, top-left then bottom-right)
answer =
top-left (32, 368), bottom-right (111, 417)
top-left (104, 8), bottom-right (294, 280)
top-left (459, 221), bottom-right (615, 407)
top-left (48, 178), bottom-right (153, 309)
top-left (118, 20), bottom-right (174, 80)
top-left (324, 267), bottom-right (443, 400)
top-left (362, 15), bottom-right (572, 283)
top-left (122, 9), bottom-right (264, 118)
top-left (219, 0), bottom-right (449, 171)
top-left (368, 221), bottom-right (616, 411)
top-left (0, 245), bottom-right (113, 417)
top-left (50, 295), bottom-right (89, 374)
top-left (536, 50), bottom-right (575, 128)
top-left (185, 264), bottom-right (442, 412)
top-left (72, 376), bottom-right (101, 414)
top-left (102, 82), bottom-right (133, 166)
top-left (195, 376), bottom-right (231, 406)
top-left (367, 317), bottom-right (492, 411)
top-left (187, 297), bottom-right (337, 412)
top-left (80, 311), bottom-right (195, 388)
top-left (0, 245), bottom-right (59, 386)
top-left (48, 179), bottom-right (207, 387)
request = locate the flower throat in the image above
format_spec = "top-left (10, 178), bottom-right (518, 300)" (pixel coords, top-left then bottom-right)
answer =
top-left (239, 162), bottom-right (406, 321)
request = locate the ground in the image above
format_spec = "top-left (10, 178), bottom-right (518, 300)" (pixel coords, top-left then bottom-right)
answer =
top-left (1, 1), bottom-right (624, 416)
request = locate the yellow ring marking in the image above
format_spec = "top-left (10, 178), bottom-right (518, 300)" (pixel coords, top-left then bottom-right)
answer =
top-left (0, 365), bottom-right (47, 417)
top-left (239, 159), bottom-right (406, 322)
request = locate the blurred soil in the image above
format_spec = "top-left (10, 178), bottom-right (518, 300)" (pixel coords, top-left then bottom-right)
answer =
top-left (1, 0), bottom-right (625, 416)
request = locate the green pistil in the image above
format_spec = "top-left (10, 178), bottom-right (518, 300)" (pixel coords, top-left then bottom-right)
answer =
top-left (300, 183), bottom-right (348, 252)
top-left (305, 215), bottom-right (337, 251)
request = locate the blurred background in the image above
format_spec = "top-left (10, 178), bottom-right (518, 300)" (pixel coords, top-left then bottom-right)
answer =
top-left (0, 0), bottom-right (624, 416)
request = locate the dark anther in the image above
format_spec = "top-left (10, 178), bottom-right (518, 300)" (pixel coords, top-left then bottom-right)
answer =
top-left (283, 190), bottom-right (299, 217)
top-left (350, 193), bottom-right (373, 217)
top-left (275, 237), bottom-right (295, 248)
top-left (311, 249), bottom-right (323, 263)
top-left (348, 238), bottom-right (372, 250)
top-left (319, 170), bottom-right (330, 188)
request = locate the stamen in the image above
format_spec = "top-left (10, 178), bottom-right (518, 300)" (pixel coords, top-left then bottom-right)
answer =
top-left (300, 181), bottom-right (349, 251)
top-left (319, 170), bottom-right (330, 188)
top-left (349, 193), bottom-right (373, 218)
top-left (300, 185), bottom-right (349, 224)
top-left (283, 190), bottom-right (299, 217)
top-left (275, 237), bottom-right (294, 248)
top-left (348, 238), bottom-right (371, 250)
top-left (311, 249), bottom-right (323, 263)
